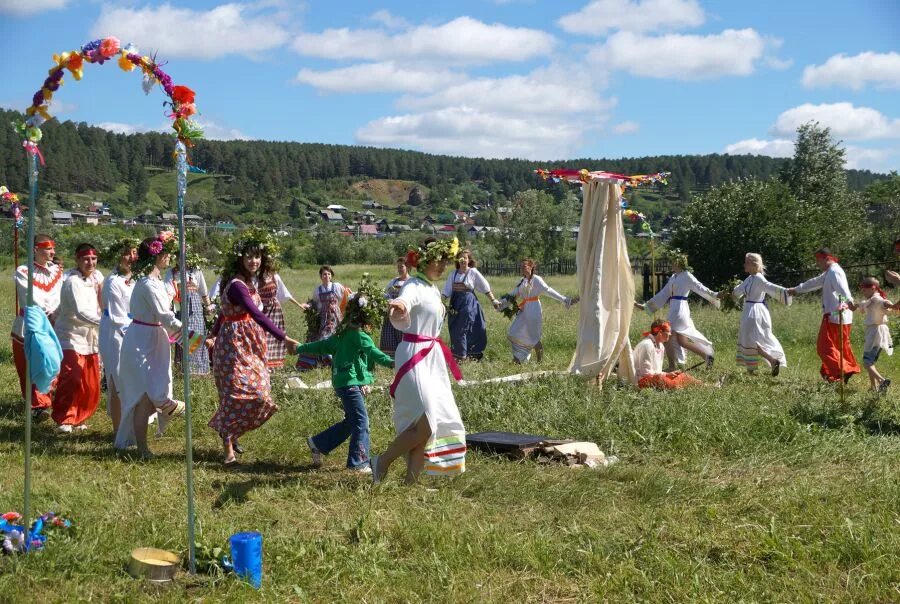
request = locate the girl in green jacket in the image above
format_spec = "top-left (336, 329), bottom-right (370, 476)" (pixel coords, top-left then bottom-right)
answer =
top-left (297, 293), bottom-right (393, 472)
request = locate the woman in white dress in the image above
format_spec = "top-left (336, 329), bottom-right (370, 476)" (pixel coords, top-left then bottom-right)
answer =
top-left (503, 258), bottom-right (574, 363)
top-left (728, 253), bottom-right (791, 375)
top-left (636, 252), bottom-right (720, 370)
top-left (115, 233), bottom-right (185, 458)
top-left (373, 237), bottom-right (466, 485)
top-left (99, 239), bottom-right (137, 433)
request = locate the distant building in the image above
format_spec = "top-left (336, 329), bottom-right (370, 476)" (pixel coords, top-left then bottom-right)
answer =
top-left (52, 211), bottom-right (73, 226)
top-left (326, 204), bottom-right (348, 212)
top-left (361, 200), bottom-right (383, 210)
top-left (320, 210), bottom-right (344, 223)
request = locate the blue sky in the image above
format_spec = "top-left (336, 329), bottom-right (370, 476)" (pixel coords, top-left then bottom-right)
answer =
top-left (1, 0), bottom-right (898, 171)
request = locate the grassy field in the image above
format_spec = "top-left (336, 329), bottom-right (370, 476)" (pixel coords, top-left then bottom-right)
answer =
top-left (0, 265), bottom-right (898, 602)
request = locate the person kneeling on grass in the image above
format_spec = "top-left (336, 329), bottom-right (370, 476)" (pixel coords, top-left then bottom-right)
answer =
top-left (299, 293), bottom-right (394, 474)
top-left (633, 319), bottom-right (705, 389)
top-left (849, 277), bottom-right (895, 394)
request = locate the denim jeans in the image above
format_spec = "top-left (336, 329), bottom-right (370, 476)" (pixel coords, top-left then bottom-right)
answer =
top-left (310, 386), bottom-right (370, 469)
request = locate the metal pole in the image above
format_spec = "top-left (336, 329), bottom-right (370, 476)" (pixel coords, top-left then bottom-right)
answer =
top-left (23, 151), bottom-right (38, 548)
top-left (175, 141), bottom-right (196, 573)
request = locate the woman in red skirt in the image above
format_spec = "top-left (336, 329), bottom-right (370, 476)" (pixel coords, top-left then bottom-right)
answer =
top-left (209, 230), bottom-right (299, 465)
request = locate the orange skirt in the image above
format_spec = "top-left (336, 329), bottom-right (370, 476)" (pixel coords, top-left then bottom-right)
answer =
top-left (816, 317), bottom-right (860, 382)
top-left (638, 372), bottom-right (702, 390)
top-left (52, 350), bottom-right (101, 426)
top-left (11, 337), bottom-right (55, 409)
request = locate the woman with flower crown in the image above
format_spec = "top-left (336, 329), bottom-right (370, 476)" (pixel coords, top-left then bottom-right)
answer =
top-left (372, 237), bottom-right (467, 485)
top-left (99, 238), bottom-right (137, 434)
top-left (208, 229), bottom-right (299, 465)
top-left (115, 232), bottom-right (186, 459)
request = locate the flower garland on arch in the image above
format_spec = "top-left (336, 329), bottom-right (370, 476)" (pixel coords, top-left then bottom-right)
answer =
top-left (14, 36), bottom-right (203, 149)
top-left (534, 168), bottom-right (670, 188)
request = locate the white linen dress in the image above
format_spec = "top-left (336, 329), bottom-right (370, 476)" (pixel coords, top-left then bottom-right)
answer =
top-left (99, 271), bottom-right (134, 394)
top-left (645, 271), bottom-right (720, 364)
top-left (505, 275), bottom-right (570, 362)
top-left (731, 274), bottom-right (791, 371)
top-left (390, 277), bottom-right (466, 475)
top-left (115, 276), bottom-right (182, 450)
top-left (857, 293), bottom-right (893, 365)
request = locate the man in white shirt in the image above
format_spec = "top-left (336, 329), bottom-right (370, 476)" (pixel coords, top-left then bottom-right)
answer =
top-left (52, 243), bottom-right (103, 432)
top-left (11, 233), bottom-right (63, 421)
top-left (788, 248), bottom-right (860, 383)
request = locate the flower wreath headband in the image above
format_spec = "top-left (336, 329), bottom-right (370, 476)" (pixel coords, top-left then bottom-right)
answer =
top-left (229, 228), bottom-right (280, 261)
top-left (405, 237), bottom-right (460, 273)
top-left (133, 231), bottom-right (178, 278)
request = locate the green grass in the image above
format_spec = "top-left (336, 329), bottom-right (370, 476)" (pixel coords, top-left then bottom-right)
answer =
top-left (0, 266), bottom-right (898, 602)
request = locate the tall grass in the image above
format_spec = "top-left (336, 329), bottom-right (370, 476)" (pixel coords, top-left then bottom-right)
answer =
top-left (0, 266), bottom-right (897, 602)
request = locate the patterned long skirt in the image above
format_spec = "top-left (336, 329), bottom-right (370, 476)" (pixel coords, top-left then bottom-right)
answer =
top-left (185, 291), bottom-right (209, 375)
top-left (379, 318), bottom-right (402, 357)
top-left (263, 300), bottom-right (287, 369)
top-left (209, 317), bottom-right (277, 441)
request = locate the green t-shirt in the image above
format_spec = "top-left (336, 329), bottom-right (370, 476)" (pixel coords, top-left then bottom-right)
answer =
top-left (295, 329), bottom-right (394, 388)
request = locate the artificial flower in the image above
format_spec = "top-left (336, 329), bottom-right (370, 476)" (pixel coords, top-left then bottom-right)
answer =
top-left (148, 240), bottom-right (164, 255)
top-left (99, 37), bottom-right (120, 58)
top-left (171, 85), bottom-right (195, 105)
top-left (177, 103), bottom-right (197, 118)
top-left (2, 512), bottom-right (21, 522)
top-left (67, 53), bottom-right (84, 79)
top-left (118, 54), bottom-right (135, 72)
top-left (158, 230), bottom-right (174, 242)
top-left (141, 74), bottom-right (155, 95)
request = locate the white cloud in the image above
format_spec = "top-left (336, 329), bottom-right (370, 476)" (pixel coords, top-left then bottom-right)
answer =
top-left (589, 29), bottom-right (771, 79)
top-left (613, 121), bottom-right (640, 135)
top-left (356, 106), bottom-right (585, 160)
top-left (90, 3), bottom-right (291, 60)
top-left (558, 0), bottom-right (704, 35)
top-left (724, 138), bottom-right (794, 157)
top-left (802, 52), bottom-right (900, 90)
top-left (0, 0), bottom-right (66, 16)
top-left (94, 122), bottom-right (158, 135)
top-left (843, 145), bottom-right (891, 171)
top-left (196, 119), bottom-right (251, 141)
top-left (398, 73), bottom-right (612, 116)
top-left (368, 9), bottom-right (409, 30)
top-left (295, 62), bottom-right (467, 93)
top-left (771, 102), bottom-right (900, 140)
top-left (291, 16), bottom-right (555, 64)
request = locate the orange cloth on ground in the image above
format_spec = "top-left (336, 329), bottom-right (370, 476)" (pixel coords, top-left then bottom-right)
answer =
top-left (11, 337), bottom-right (54, 409)
top-left (815, 316), bottom-right (860, 382)
top-left (637, 372), bottom-right (702, 390)
top-left (52, 349), bottom-right (100, 426)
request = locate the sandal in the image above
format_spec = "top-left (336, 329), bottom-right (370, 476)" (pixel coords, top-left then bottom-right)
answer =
top-left (158, 399), bottom-right (185, 418)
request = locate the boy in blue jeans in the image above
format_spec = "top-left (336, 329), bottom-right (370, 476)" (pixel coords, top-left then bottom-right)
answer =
top-left (297, 293), bottom-right (393, 472)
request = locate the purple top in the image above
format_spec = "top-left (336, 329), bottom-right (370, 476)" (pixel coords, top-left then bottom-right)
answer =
top-left (226, 279), bottom-right (286, 340)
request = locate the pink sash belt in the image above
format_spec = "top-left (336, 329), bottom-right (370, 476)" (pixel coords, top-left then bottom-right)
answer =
top-left (389, 333), bottom-right (463, 398)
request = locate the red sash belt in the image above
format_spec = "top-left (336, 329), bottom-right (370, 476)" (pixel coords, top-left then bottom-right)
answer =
top-left (389, 333), bottom-right (463, 398)
top-left (224, 313), bottom-right (250, 322)
top-left (132, 318), bottom-right (162, 327)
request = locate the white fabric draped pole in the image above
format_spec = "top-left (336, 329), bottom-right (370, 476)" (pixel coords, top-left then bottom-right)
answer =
top-left (568, 179), bottom-right (636, 383)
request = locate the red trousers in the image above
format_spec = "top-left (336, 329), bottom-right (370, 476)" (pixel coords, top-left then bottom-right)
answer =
top-left (638, 372), bottom-right (702, 389)
top-left (816, 317), bottom-right (860, 382)
top-left (52, 350), bottom-right (101, 426)
top-left (11, 336), bottom-right (54, 409)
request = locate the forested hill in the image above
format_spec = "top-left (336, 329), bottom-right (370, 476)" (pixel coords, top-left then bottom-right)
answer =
top-left (0, 109), bottom-right (887, 199)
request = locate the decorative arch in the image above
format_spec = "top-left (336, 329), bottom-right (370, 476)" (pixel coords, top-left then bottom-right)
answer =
top-left (15, 37), bottom-right (201, 571)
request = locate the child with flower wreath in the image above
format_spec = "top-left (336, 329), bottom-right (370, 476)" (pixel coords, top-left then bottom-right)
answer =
top-left (298, 279), bottom-right (394, 473)
top-left (115, 232), bottom-right (186, 459)
top-left (373, 237), bottom-right (467, 485)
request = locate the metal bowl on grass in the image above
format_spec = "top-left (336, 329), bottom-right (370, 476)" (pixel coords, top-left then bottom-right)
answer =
top-left (128, 547), bottom-right (180, 582)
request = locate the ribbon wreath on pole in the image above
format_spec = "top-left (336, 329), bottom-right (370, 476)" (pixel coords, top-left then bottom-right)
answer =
top-left (14, 36), bottom-right (201, 572)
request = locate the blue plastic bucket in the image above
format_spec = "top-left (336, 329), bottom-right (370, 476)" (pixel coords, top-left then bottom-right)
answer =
top-left (229, 531), bottom-right (263, 588)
